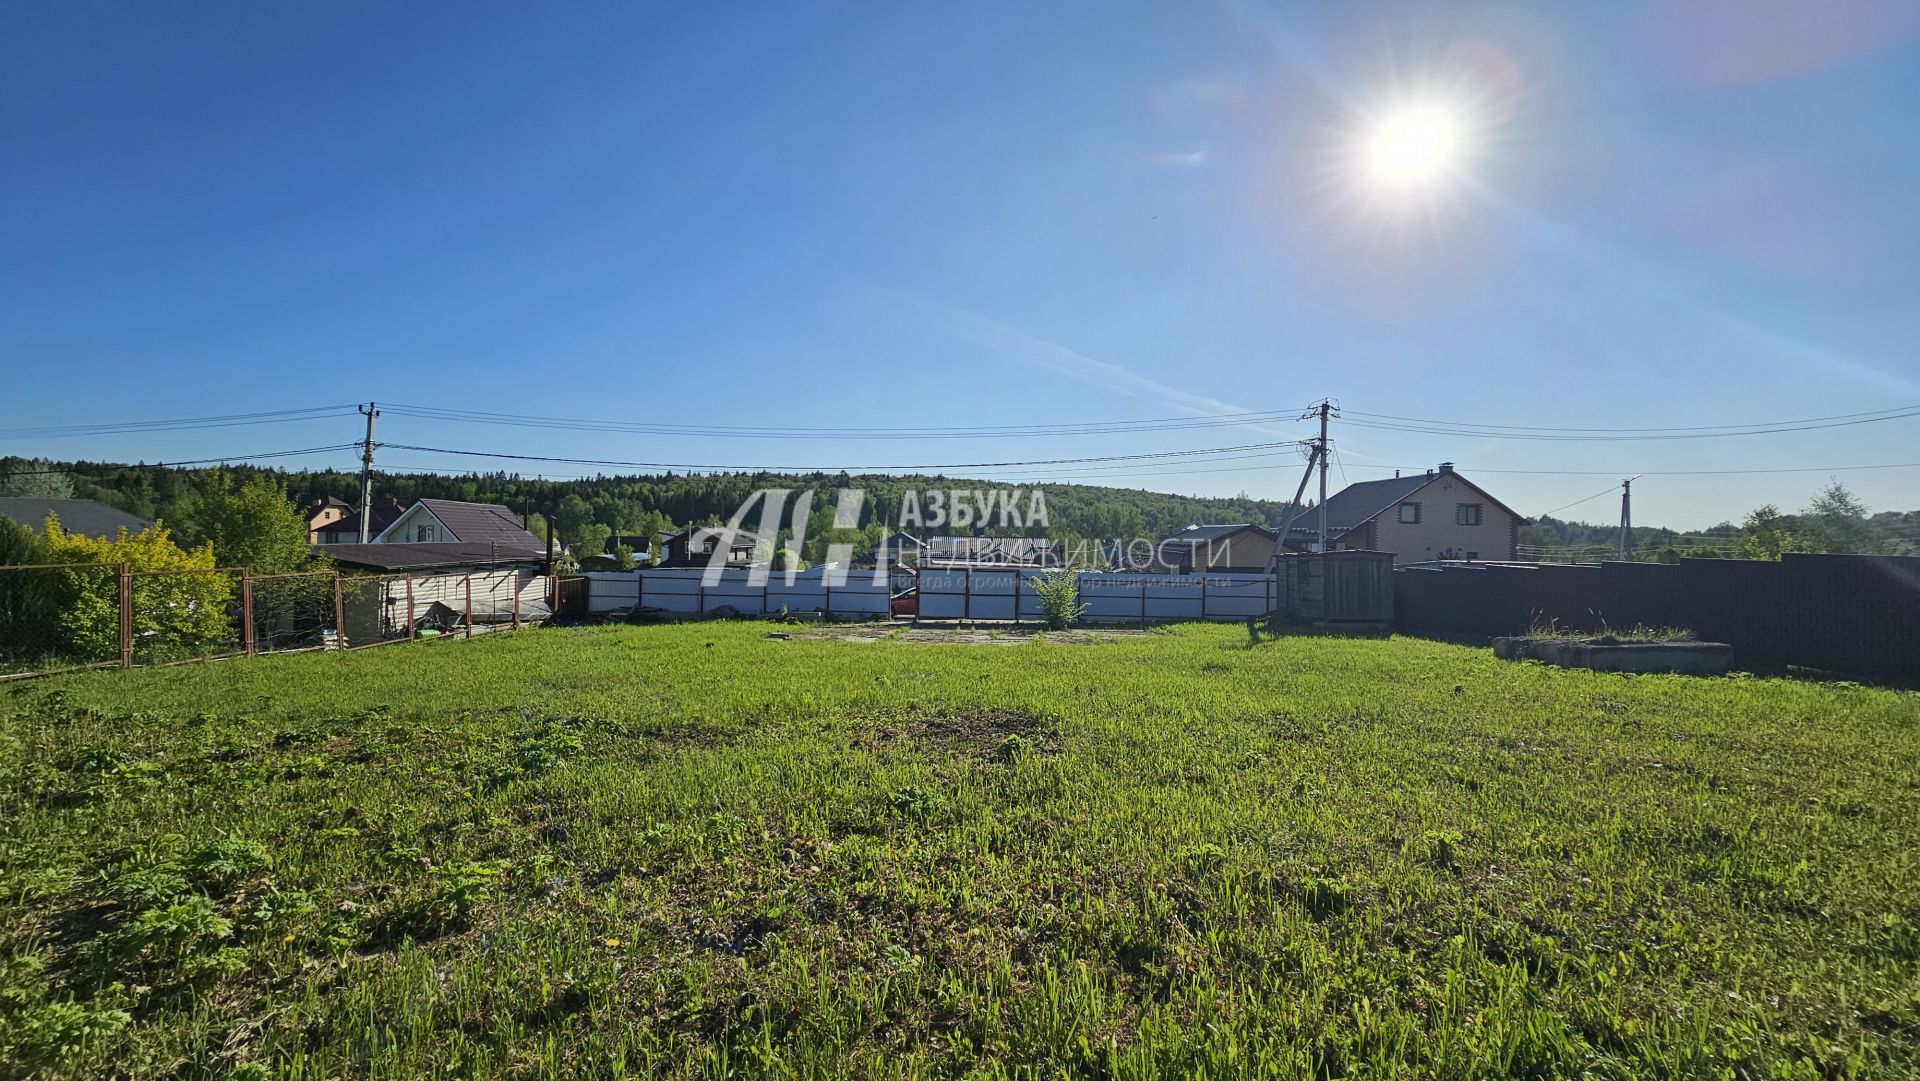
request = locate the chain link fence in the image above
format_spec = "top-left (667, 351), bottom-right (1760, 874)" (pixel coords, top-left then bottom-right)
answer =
top-left (0, 563), bottom-right (555, 679)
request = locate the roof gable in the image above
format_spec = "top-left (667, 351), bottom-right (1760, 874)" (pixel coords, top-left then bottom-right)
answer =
top-left (1284, 470), bottom-right (1525, 536)
top-left (0, 497), bottom-right (153, 539)
top-left (376, 500), bottom-right (544, 552)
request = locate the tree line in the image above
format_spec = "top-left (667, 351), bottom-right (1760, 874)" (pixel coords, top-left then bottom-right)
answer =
top-left (1, 456), bottom-right (1304, 561)
top-left (1519, 482), bottom-right (1915, 560)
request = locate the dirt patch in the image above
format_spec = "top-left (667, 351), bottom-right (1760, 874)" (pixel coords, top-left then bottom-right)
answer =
top-left (863, 707), bottom-right (1057, 758)
top-left (800, 624), bottom-right (1151, 646)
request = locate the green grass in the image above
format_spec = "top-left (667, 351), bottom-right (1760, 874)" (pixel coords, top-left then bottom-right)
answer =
top-left (1, 623), bottom-right (1917, 1079)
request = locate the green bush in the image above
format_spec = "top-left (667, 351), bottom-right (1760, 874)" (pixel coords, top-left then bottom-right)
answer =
top-left (1027, 569), bottom-right (1086, 630)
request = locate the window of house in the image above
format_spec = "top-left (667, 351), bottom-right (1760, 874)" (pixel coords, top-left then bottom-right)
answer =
top-left (1456, 503), bottom-right (1483, 526)
top-left (415, 524), bottom-right (432, 541)
top-left (1397, 503), bottom-right (1421, 524)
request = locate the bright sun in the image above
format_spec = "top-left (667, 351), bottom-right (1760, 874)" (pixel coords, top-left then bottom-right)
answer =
top-left (1361, 104), bottom-right (1468, 189)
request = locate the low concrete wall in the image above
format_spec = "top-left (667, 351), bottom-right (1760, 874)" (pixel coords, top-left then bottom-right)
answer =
top-left (1493, 636), bottom-right (1734, 675)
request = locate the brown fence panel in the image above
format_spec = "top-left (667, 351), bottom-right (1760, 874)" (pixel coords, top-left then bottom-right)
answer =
top-left (127, 567), bottom-right (244, 667)
top-left (1524, 564), bottom-right (1605, 633)
top-left (1399, 554), bottom-right (1920, 682)
top-left (1679, 558), bottom-right (1789, 666)
top-left (1597, 561), bottom-right (1686, 631)
top-left (1393, 564), bottom-right (1531, 636)
top-left (1775, 554), bottom-right (1920, 680)
top-left (249, 572), bottom-right (343, 655)
top-left (0, 563), bottom-right (120, 676)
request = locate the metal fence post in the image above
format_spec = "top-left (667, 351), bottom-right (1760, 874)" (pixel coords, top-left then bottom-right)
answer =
top-left (117, 562), bottom-right (132, 668)
top-left (240, 569), bottom-right (256, 656)
top-left (464, 574), bottom-right (474, 638)
top-left (405, 575), bottom-right (416, 640)
top-left (333, 572), bottom-right (347, 648)
top-left (511, 572), bottom-right (520, 630)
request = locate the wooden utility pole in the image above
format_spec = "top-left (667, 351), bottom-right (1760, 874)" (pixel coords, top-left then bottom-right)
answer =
top-left (356, 403), bottom-right (379, 543)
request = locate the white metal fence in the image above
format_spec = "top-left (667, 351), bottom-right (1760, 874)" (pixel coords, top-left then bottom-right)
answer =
top-left (581, 568), bottom-right (892, 618)
top-left (918, 568), bottom-right (1278, 623)
top-left (581, 567), bottom-right (1291, 624)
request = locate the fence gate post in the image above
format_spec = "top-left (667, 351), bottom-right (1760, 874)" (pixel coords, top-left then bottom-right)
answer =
top-left (405, 575), bottom-right (416, 640)
top-left (240, 569), bottom-right (256, 656)
top-left (511, 572), bottom-right (521, 631)
top-left (333, 572), bottom-right (347, 648)
top-left (464, 575), bottom-right (474, 637)
top-left (117, 562), bottom-right (132, 668)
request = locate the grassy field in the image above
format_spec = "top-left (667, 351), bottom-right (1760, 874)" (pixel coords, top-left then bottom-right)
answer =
top-left (1, 623), bottom-right (1916, 1080)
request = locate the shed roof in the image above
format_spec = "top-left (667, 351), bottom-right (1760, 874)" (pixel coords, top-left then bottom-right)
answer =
top-left (317, 542), bottom-right (546, 572)
top-left (0, 497), bottom-right (152, 539)
top-left (1162, 523), bottom-right (1277, 543)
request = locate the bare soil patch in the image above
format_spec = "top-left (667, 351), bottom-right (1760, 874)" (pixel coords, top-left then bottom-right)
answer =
top-left (799, 624), bottom-right (1152, 646)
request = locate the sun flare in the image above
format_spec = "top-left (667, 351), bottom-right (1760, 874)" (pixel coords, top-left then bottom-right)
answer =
top-left (1361, 103), bottom-right (1468, 189)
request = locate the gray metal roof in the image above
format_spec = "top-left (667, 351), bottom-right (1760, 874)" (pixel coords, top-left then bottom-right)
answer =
top-left (1162, 523), bottom-right (1277, 543)
top-left (1281, 470), bottom-right (1524, 537)
top-left (317, 542), bottom-right (545, 572)
top-left (0, 497), bottom-right (152, 539)
top-left (1282, 475), bottom-right (1435, 536)
top-left (412, 499), bottom-right (544, 551)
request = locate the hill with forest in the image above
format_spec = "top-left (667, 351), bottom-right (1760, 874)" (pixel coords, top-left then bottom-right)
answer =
top-left (0, 456), bottom-right (1303, 553)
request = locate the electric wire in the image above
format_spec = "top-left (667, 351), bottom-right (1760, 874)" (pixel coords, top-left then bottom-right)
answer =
top-left (372, 440), bottom-right (1312, 474)
top-left (0, 405), bottom-right (360, 439)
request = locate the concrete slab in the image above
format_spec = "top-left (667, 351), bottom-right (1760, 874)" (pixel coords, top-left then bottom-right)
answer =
top-left (1493, 636), bottom-right (1735, 675)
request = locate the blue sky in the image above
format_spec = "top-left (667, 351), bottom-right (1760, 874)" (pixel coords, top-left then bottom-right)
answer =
top-left (3, 1), bottom-right (1918, 529)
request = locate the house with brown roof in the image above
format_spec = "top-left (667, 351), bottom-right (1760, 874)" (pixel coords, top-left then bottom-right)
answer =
top-left (1155, 524), bottom-right (1279, 573)
top-left (372, 499), bottom-right (545, 554)
top-left (313, 498), bottom-right (406, 545)
top-left (1283, 463), bottom-right (1523, 563)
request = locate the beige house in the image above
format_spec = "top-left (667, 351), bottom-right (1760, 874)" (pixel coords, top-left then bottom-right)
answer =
top-left (304, 496), bottom-right (350, 544)
top-left (1284, 463), bottom-right (1522, 564)
top-left (1156, 523), bottom-right (1280, 572)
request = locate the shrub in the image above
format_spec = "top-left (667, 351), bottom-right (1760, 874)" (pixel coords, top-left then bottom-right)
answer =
top-left (42, 519), bottom-right (232, 662)
top-left (1028, 569), bottom-right (1086, 631)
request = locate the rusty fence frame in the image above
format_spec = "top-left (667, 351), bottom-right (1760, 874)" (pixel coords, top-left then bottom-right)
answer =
top-left (0, 562), bottom-right (558, 682)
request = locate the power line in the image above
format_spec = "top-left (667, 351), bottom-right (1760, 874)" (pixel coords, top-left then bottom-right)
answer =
top-left (0, 444), bottom-right (363, 474)
top-left (380, 402), bottom-right (1319, 440)
top-left (0, 405), bottom-right (360, 440)
top-left (1342, 404), bottom-right (1919, 434)
top-left (1339, 406), bottom-right (1920, 442)
top-left (372, 439), bottom-right (1312, 474)
top-left (1539, 482), bottom-right (1625, 517)
top-left (1366, 461), bottom-right (1920, 477)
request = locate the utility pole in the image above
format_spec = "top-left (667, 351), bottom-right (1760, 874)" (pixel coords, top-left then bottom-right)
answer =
top-left (356, 402), bottom-right (379, 544)
top-left (1284, 400), bottom-right (1338, 555)
top-left (1316, 401), bottom-right (1331, 554)
top-left (1618, 475), bottom-right (1639, 562)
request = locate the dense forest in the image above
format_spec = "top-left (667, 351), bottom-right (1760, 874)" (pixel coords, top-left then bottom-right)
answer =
top-left (1, 456), bottom-right (1303, 553)
top-left (6, 456), bottom-right (1911, 562)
